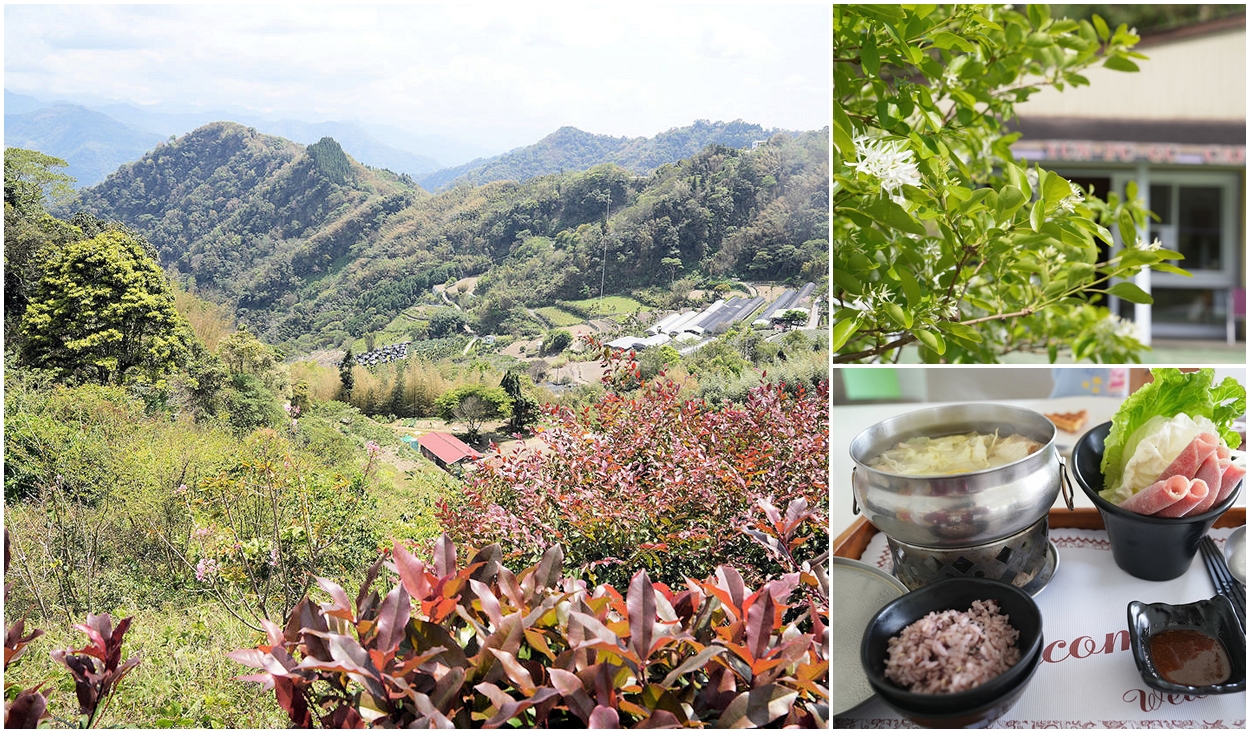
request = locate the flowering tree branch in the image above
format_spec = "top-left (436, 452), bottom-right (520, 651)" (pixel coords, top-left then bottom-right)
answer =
top-left (832, 4), bottom-right (1185, 364)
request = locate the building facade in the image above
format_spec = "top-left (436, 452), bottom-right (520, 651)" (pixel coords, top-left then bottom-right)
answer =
top-left (1012, 16), bottom-right (1246, 343)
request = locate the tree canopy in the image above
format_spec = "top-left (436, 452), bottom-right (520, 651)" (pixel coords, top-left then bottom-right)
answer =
top-left (434, 383), bottom-right (512, 440)
top-left (20, 229), bottom-right (196, 385)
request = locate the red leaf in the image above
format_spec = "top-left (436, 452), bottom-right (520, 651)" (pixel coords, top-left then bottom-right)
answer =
top-left (315, 577), bottom-right (355, 621)
top-left (374, 581), bottom-right (410, 655)
top-left (392, 540), bottom-right (432, 600)
top-left (588, 705), bottom-right (621, 729)
top-left (716, 566), bottom-right (746, 613)
top-left (433, 534), bottom-right (457, 578)
top-left (745, 587), bottom-right (776, 663)
top-left (4, 686), bottom-right (49, 728)
top-left (626, 569), bottom-right (655, 663)
top-left (274, 675), bottom-right (312, 727)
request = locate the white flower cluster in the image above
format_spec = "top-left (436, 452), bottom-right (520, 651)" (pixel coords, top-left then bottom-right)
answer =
top-left (1095, 314), bottom-right (1139, 341)
top-left (1058, 182), bottom-right (1084, 214)
top-left (1040, 245), bottom-right (1067, 265)
top-left (848, 135), bottom-right (922, 201)
top-left (1134, 236), bottom-right (1164, 251)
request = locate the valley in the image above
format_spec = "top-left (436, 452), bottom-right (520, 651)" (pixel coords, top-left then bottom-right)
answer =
top-left (4, 116), bottom-right (830, 729)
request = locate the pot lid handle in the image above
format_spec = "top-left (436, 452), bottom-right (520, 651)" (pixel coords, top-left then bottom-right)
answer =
top-left (1059, 459), bottom-right (1075, 511)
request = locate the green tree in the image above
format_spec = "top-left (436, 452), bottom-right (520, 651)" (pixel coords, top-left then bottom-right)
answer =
top-left (4, 148), bottom-right (81, 340)
top-left (778, 309), bottom-right (809, 330)
top-left (20, 230), bottom-right (195, 385)
top-left (217, 325), bottom-right (289, 396)
top-left (500, 370), bottom-right (540, 435)
top-left (4, 147), bottom-right (74, 215)
top-left (434, 384), bottom-right (512, 441)
top-left (428, 308), bottom-right (467, 338)
top-left (833, 5), bottom-right (1184, 363)
top-left (338, 348), bottom-right (356, 398)
top-left (222, 372), bottom-right (285, 434)
top-left (542, 328), bottom-right (573, 355)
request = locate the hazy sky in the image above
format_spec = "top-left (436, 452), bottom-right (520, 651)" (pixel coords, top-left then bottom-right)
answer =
top-left (5, 4), bottom-right (829, 150)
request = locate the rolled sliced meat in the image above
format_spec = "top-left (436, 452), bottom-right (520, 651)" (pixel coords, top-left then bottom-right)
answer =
top-left (1215, 459), bottom-right (1246, 504)
top-left (1157, 432), bottom-right (1220, 482)
top-left (1184, 453), bottom-right (1226, 516)
top-left (1153, 478), bottom-right (1210, 517)
top-left (1119, 474), bottom-right (1192, 515)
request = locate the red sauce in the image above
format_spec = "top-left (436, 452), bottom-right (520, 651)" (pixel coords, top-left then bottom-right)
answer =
top-left (1149, 629), bottom-right (1231, 686)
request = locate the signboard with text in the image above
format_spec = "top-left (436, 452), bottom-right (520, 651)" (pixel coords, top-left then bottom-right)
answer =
top-left (1015, 140), bottom-right (1246, 166)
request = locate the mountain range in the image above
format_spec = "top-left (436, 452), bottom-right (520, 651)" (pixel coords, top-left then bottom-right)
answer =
top-left (5, 90), bottom-right (797, 195)
top-left (416, 120), bottom-right (787, 191)
top-left (69, 121), bottom-right (828, 353)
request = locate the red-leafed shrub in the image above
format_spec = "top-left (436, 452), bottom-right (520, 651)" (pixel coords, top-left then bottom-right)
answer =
top-left (438, 345), bottom-right (828, 588)
top-left (231, 529), bottom-right (829, 728)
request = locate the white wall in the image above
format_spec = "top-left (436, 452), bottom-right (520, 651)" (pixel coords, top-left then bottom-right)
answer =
top-left (1019, 27), bottom-right (1245, 122)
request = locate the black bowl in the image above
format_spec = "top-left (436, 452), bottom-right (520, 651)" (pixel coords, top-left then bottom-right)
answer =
top-left (1071, 422), bottom-right (1244, 581)
top-left (1128, 595), bottom-right (1247, 695)
top-left (861, 578), bottom-right (1043, 725)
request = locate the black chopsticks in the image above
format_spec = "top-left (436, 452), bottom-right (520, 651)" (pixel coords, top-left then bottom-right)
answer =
top-left (1200, 536), bottom-right (1246, 631)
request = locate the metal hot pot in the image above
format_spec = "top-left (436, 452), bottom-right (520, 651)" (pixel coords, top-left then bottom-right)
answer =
top-left (850, 404), bottom-right (1073, 590)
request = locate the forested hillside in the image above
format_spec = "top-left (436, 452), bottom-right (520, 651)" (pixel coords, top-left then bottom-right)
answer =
top-left (72, 122), bottom-right (828, 352)
top-left (418, 119), bottom-right (787, 190)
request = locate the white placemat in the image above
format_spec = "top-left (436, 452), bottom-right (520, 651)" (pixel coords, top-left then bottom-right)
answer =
top-left (835, 527), bottom-right (1246, 729)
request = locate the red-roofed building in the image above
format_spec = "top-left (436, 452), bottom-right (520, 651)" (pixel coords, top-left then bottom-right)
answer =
top-left (416, 432), bottom-right (483, 475)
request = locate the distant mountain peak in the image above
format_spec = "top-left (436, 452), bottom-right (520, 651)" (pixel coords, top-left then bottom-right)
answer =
top-left (416, 119), bottom-right (796, 191)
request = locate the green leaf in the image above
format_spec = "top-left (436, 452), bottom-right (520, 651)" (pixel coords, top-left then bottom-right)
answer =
top-left (1027, 3), bottom-right (1050, 29)
top-left (1048, 344), bottom-right (1058, 364)
top-left (1104, 55), bottom-right (1140, 72)
top-left (914, 329), bottom-right (946, 355)
top-left (833, 268), bottom-right (863, 296)
top-left (832, 318), bottom-right (861, 352)
top-left (996, 185), bottom-right (1026, 221)
top-left (1150, 262), bottom-right (1192, 277)
top-left (1043, 172), bottom-right (1072, 206)
top-left (965, 296), bottom-right (996, 313)
top-left (832, 103), bottom-right (856, 159)
top-left (1030, 201), bottom-right (1045, 232)
top-left (1117, 208), bottom-right (1138, 248)
top-left (884, 303), bottom-right (912, 329)
top-left (945, 185), bottom-right (972, 202)
top-left (861, 32), bottom-right (880, 78)
top-left (1026, 32), bottom-right (1052, 47)
top-left (932, 31), bottom-right (975, 52)
top-left (1092, 14), bottom-right (1110, 41)
top-left (1106, 281), bottom-right (1153, 305)
top-left (861, 198), bottom-right (927, 236)
top-left (1064, 262), bottom-right (1095, 288)
top-left (855, 4), bottom-right (906, 22)
top-left (897, 267), bottom-right (922, 307)
top-left (936, 320), bottom-right (983, 343)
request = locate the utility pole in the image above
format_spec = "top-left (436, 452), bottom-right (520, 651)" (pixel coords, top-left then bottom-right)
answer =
top-left (598, 192), bottom-right (610, 317)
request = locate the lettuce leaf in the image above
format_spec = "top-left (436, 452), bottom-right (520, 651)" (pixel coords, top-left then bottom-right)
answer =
top-left (1100, 368), bottom-right (1245, 495)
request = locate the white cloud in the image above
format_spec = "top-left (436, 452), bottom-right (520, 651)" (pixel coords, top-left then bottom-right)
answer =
top-left (5, 4), bottom-right (829, 147)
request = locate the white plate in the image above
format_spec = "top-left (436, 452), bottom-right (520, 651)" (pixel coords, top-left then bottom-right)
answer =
top-left (831, 557), bottom-right (908, 716)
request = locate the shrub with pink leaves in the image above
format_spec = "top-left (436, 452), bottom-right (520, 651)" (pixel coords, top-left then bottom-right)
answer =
top-left (231, 529), bottom-right (828, 728)
top-left (439, 347), bottom-right (828, 587)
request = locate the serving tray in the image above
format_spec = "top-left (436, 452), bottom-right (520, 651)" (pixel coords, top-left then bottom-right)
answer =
top-left (834, 507), bottom-right (1247, 560)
